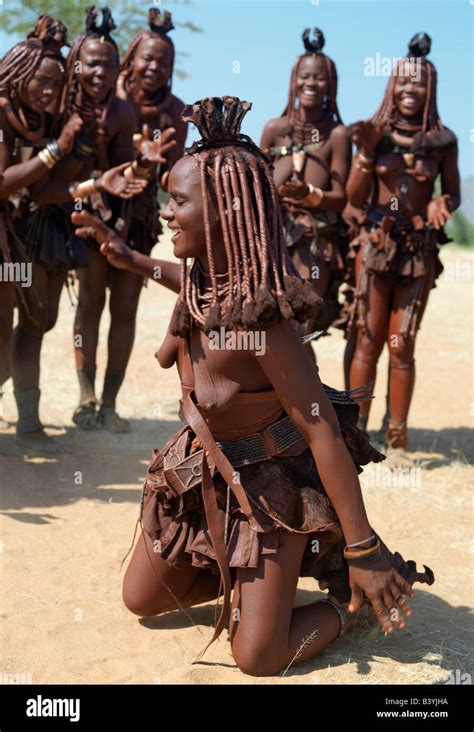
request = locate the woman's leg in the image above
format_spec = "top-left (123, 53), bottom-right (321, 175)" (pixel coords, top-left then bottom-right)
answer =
top-left (100, 268), bottom-right (144, 432)
top-left (73, 248), bottom-right (108, 429)
top-left (11, 264), bottom-right (47, 434)
top-left (11, 266), bottom-right (65, 446)
top-left (386, 256), bottom-right (436, 450)
top-left (0, 281), bottom-right (16, 427)
top-left (349, 248), bottom-right (392, 426)
top-left (229, 532), bottom-right (341, 677)
top-left (343, 326), bottom-right (357, 392)
top-left (122, 530), bottom-right (222, 617)
top-left (12, 266), bottom-right (64, 392)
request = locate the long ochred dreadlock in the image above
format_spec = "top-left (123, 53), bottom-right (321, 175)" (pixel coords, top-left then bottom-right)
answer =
top-left (282, 28), bottom-right (343, 126)
top-left (169, 96), bottom-right (322, 338)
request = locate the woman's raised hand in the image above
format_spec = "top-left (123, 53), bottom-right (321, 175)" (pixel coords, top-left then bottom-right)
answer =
top-left (135, 124), bottom-right (177, 166)
top-left (57, 113), bottom-right (83, 156)
top-left (96, 162), bottom-right (149, 199)
top-left (71, 210), bottom-right (134, 271)
top-left (351, 120), bottom-right (382, 156)
top-left (427, 194), bottom-right (452, 230)
top-left (277, 178), bottom-right (311, 203)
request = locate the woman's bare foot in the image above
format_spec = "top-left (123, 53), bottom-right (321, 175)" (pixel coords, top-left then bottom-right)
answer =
top-left (16, 429), bottom-right (64, 456)
top-left (98, 406), bottom-right (130, 433)
top-left (327, 594), bottom-right (377, 634)
top-left (72, 401), bottom-right (99, 430)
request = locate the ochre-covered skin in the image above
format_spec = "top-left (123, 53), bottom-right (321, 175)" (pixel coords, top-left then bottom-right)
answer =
top-left (260, 30), bottom-right (351, 347)
top-left (117, 9), bottom-right (188, 255)
top-left (71, 97), bottom-right (434, 676)
top-left (345, 34), bottom-right (460, 451)
top-left (0, 19), bottom-right (83, 440)
top-left (63, 10), bottom-right (186, 435)
top-left (2, 10), bottom-right (144, 444)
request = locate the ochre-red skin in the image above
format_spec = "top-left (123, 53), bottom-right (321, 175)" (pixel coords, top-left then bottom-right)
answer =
top-left (71, 149), bottom-right (417, 673)
top-left (0, 54), bottom-right (81, 388)
top-left (260, 54), bottom-right (351, 357)
top-left (5, 37), bottom-right (139, 413)
top-left (346, 64), bottom-right (460, 441)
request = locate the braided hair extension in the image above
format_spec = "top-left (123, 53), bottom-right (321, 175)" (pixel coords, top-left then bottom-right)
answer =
top-left (61, 5), bottom-right (119, 124)
top-left (169, 96), bottom-right (322, 337)
top-left (27, 14), bottom-right (69, 50)
top-left (370, 33), bottom-right (456, 154)
top-left (282, 28), bottom-right (343, 127)
top-left (117, 8), bottom-right (175, 102)
top-left (0, 15), bottom-right (67, 142)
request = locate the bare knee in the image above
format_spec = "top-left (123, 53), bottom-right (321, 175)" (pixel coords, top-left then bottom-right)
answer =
top-left (388, 338), bottom-right (415, 369)
top-left (355, 334), bottom-right (384, 365)
top-left (78, 293), bottom-right (106, 318)
top-left (122, 583), bottom-right (167, 618)
top-left (231, 637), bottom-right (285, 677)
top-left (109, 304), bottom-right (137, 325)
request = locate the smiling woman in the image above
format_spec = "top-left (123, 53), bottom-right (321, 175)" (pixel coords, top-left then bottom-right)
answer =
top-left (117, 8), bottom-right (187, 256)
top-left (260, 28), bottom-right (352, 356)
top-left (49, 6), bottom-right (146, 436)
top-left (0, 15), bottom-right (75, 435)
top-left (71, 96), bottom-right (434, 677)
top-left (344, 32), bottom-right (460, 463)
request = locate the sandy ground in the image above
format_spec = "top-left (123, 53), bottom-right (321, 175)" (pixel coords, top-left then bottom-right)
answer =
top-left (0, 236), bottom-right (472, 685)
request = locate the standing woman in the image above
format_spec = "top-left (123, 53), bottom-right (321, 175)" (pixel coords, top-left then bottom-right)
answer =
top-left (0, 17), bottom-right (82, 434)
top-left (346, 33), bottom-right (460, 461)
top-left (117, 7), bottom-right (187, 257)
top-left (9, 14), bottom-right (149, 451)
top-left (73, 97), bottom-right (434, 675)
top-left (55, 6), bottom-right (150, 433)
top-left (260, 28), bottom-right (351, 349)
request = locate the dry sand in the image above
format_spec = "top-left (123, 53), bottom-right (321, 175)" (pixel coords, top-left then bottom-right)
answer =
top-left (0, 237), bottom-right (472, 685)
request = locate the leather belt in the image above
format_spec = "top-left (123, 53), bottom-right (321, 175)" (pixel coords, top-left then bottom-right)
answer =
top-left (216, 414), bottom-right (305, 467)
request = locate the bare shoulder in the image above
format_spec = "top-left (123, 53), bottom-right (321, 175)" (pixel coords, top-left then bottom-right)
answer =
top-left (329, 123), bottom-right (350, 144)
top-left (169, 94), bottom-right (186, 116)
top-left (253, 320), bottom-right (306, 362)
top-left (110, 96), bottom-right (136, 125)
top-left (262, 116), bottom-right (290, 142)
top-left (169, 94), bottom-right (187, 137)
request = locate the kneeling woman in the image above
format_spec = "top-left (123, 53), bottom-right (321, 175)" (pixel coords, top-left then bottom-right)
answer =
top-left (72, 97), bottom-right (434, 676)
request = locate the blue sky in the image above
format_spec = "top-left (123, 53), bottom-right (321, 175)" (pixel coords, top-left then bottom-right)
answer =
top-left (1, 0), bottom-right (472, 179)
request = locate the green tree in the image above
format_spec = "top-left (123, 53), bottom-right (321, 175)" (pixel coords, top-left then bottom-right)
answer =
top-left (448, 210), bottom-right (474, 247)
top-left (0, 0), bottom-right (202, 78)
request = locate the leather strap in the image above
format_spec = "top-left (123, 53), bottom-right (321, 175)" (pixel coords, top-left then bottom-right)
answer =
top-left (181, 324), bottom-right (267, 662)
top-left (189, 454), bottom-right (232, 664)
top-left (182, 386), bottom-right (259, 528)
